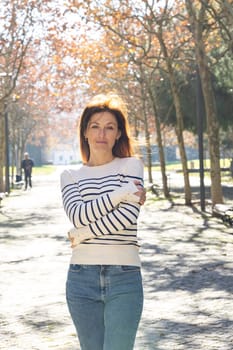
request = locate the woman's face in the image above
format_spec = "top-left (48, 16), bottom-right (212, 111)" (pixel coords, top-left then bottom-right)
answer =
top-left (85, 111), bottom-right (121, 155)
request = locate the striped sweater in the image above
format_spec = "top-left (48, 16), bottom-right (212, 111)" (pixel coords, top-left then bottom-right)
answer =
top-left (60, 157), bottom-right (144, 266)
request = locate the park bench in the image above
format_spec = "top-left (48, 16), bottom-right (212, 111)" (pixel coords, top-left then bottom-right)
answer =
top-left (13, 175), bottom-right (24, 189)
top-left (176, 167), bottom-right (231, 173)
top-left (213, 204), bottom-right (233, 227)
top-left (0, 192), bottom-right (8, 207)
top-left (147, 183), bottom-right (163, 196)
top-left (13, 180), bottom-right (24, 189)
top-left (0, 193), bottom-right (4, 206)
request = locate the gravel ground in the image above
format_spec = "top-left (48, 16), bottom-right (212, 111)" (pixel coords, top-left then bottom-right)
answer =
top-left (0, 168), bottom-right (233, 350)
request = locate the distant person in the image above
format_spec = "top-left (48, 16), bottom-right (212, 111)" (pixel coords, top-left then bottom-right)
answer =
top-left (60, 92), bottom-right (146, 350)
top-left (21, 152), bottom-right (34, 190)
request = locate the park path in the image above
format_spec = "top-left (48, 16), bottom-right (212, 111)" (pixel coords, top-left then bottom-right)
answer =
top-left (0, 167), bottom-right (233, 350)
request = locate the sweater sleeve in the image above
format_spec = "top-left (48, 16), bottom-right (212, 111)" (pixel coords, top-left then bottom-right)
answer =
top-left (67, 158), bottom-right (144, 245)
top-left (60, 158), bottom-right (143, 229)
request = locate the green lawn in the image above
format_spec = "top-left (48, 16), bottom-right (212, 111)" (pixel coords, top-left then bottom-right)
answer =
top-left (33, 165), bottom-right (56, 175)
top-left (151, 158), bottom-right (232, 172)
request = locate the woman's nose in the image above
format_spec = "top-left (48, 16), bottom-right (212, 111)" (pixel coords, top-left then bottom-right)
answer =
top-left (98, 128), bottom-right (106, 137)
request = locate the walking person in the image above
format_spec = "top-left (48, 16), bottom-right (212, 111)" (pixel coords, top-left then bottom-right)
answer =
top-left (60, 92), bottom-right (146, 350)
top-left (21, 152), bottom-right (34, 190)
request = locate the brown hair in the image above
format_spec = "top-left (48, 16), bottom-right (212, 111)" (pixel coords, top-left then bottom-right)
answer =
top-left (79, 93), bottom-right (134, 163)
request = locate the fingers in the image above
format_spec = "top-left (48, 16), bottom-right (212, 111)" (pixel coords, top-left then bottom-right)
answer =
top-left (134, 180), bottom-right (142, 187)
top-left (133, 180), bottom-right (146, 205)
top-left (139, 188), bottom-right (146, 205)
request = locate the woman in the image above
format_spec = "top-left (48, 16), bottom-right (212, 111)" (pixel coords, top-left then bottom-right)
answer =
top-left (60, 92), bottom-right (146, 350)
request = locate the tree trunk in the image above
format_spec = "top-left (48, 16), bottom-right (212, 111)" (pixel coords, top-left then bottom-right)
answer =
top-left (197, 51), bottom-right (223, 205)
top-left (149, 87), bottom-right (170, 198)
top-left (145, 128), bottom-right (153, 184)
top-left (142, 101), bottom-right (153, 184)
top-left (185, 0), bottom-right (223, 205)
top-left (135, 73), bottom-right (153, 184)
top-left (158, 32), bottom-right (192, 205)
top-left (0, 105), bottom-right (5, 192)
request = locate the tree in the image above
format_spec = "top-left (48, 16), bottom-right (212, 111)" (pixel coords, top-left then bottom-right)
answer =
top-left (186, 0), bottom-right (223, 205)
top-left (72, 0), bottom-right (191, 201)
top-left (0, 0), bottom-right (35, 191)
top-left (8, 99), bottom-right (36, 180)
top-left (207, 0), bottom-right (233, 55)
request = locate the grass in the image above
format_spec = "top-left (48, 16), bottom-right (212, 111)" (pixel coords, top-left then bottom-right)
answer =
top-left (32, 165), bottom-right (56, 176)
top-left (7, 165), bottom-right (56, 177)
top-left (151, 158), bottom-right (232, 172)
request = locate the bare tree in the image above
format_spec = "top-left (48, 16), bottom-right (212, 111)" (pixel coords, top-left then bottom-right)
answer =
top-left (186, 0), bottom-right (223, 205)
top-left (0, 0), bottom-right (34, 191)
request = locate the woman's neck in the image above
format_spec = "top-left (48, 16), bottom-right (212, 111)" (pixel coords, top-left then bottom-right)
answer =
top-left (86, 154), bottom-right (115, 167)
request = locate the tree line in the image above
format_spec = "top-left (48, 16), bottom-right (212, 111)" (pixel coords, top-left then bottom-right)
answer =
top-left (0, 0), bottom-right (232, 206)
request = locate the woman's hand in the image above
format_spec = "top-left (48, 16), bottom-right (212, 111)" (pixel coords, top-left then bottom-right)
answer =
top-left (68, 227), bottom-right (94, 247)
top-left (134, 180), bottom-right (146, 205)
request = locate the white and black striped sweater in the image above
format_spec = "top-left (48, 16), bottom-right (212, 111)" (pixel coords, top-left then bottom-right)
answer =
top-left (60, 157), bottom-right (144, 266)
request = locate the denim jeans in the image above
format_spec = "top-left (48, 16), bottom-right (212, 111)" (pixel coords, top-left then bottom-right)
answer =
top-left (66, 264), bottom-right (143, 350)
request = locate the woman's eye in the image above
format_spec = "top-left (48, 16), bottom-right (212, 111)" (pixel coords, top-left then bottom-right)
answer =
top-left (89, 124), bottom-right (115, 130)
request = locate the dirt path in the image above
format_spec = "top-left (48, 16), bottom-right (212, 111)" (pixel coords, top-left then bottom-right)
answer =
top-left (0, 168), bottom-right (233, 349)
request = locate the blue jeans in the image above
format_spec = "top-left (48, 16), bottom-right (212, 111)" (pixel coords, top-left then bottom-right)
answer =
top-left (66, 264), bottom-right (143, 350)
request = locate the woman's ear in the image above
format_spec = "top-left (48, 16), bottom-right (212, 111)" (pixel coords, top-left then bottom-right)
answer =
top-left (117, 130), bottom-right (121, 140)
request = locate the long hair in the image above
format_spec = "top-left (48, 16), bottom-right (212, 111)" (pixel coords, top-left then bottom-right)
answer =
top-left (79, 93), bottom-right (134, 163)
